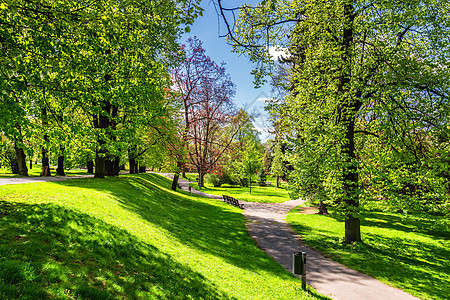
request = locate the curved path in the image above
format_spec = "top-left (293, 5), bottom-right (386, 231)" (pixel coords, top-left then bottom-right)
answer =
top-left (163, 174), bottom-right (419, 300)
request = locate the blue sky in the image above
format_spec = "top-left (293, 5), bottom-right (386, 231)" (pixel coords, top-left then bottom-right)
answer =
top-left (181, 0), bottom-right (274, 141)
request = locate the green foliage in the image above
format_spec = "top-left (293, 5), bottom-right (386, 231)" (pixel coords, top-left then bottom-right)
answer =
top-left (205, 173), bottom-right (222, 187)
top-left (258, 168), bottom-right (267, 186)
top-left (270, 143), bottom-right (284, 179)
top-left (0, 174), bottom-right (321, 299)
top-left (232, 0), bottom-right (450, 239)
top-left (287, 208), bottom-right (450, 300)
top-left (0, 0), bottom-right (203, 176)
top-left (237, 142), bottom-right (262, 193)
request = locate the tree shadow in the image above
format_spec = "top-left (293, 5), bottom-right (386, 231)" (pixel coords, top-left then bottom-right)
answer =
top-left (55, 174), bottom-right (296, 280)
top-left (290, 209), bottom-right (450, 299)
top-left (0, 200), bottom-right (233, 299)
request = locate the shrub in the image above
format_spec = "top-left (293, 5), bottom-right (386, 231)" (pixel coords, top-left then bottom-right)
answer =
top-left (205, 174), bottom-right (222, 187)
top-left (219, 172), bottom-right (239, 186)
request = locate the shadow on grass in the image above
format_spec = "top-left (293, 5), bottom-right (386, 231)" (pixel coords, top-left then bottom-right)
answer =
top-left (56, 174), bottom-right (295, 280)
top-left (0, 200), bottom-right (232, 299)
top-left (289, 209), bottom-right (450, 299)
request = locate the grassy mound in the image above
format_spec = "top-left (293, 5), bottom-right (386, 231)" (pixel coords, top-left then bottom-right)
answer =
top-left (286, 208), bottom-right (450, 300)
top-left (0, 174), bottom-right (322, 299)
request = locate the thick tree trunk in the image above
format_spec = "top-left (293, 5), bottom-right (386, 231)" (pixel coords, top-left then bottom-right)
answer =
top-left (56, 147), bottom-right (65, 176)
top-left (338, 2), bottom-right (361, 244)
top-left (198, 170), bottom-right (204, 188)
top-left (14, 143), bottom-right (28, 176)
top-left (105, 158), bottom-right (115, 176)
top-left (345, 213), bottom-right (361, 244)
top-left (95, 151), bottom-right (106, 178)
top-left (128, 145), bottom-right (137, 174)
top-left (318, 201), bottom-right (328, 215)
top-left (29, 159), bottom-right (32, 170)
top-left (87, 159), bottom-right (94, 174)
top-left (129, 157), bottom-right (136, 174)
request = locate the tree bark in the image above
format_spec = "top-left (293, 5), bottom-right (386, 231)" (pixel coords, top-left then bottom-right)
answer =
top-left (339, 2), bottom-right (361, 244)
top-left (345, 214), bottom-right (361, 244)
top-left (14, 143), bottom-right (28, 176)
top-left (56, 147), bottom-right (65, 176)
top-left (276, 175), bottom-right (279, 188)
top-left (318, 201), bottom-right (328, 215)
top-left (87, 159), bottom-right (94, 174)
top-left (198, 170), bottom-right (204, 188)
top-left (95, 151), bottom-right (106, 178)
top-left (129, 157), bottom-right (136, 174)
top-left (105, 158), bottom-right (115, 176)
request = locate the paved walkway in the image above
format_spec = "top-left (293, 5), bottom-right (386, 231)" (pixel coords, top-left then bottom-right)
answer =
top-left (162, 173), bottom-right (420, 300)
top-left (0, 174), bottom-right (94, 186)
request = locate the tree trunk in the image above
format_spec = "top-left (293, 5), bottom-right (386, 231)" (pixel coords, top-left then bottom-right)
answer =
top-left (139, 166), bottom-right (146, 173)
top-left (318, 201), bottom-right (328, 215)
top-left (14, 143), bottom-right (28, 176)
top-left (276, 175), bottom-right (279, 188)
top-left (29, 159), bottom-right (32, 170)
top-left (249, 176), bottom-right (252, 194)
top-left (198, 170), bottom-right (204, 188)
top-left (95, 151), bottom-right (106, 178)
top-left (338, 2), bottom-right (361, 244)
top-left (114, 156), bottom-right (120, 176)
top-left (129, 157), bottom-right (136, 174)
top-left (56, 147), bottom-right (65, 176)
top-left (345, 214), bottom-right (361, 244)
top-left (171, 173), bottom-right (179, 191)
top-left (87, 159), bottom-right (94, 174)
top-left (105, 158), bottom-right (115, 176)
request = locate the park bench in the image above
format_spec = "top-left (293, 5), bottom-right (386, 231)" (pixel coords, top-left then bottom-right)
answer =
top-left (222, 195), bottom-right (244, 209)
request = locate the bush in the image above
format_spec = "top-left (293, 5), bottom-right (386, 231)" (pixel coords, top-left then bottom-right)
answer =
top-left (219, 172), bottom-right (239, 186)
top-left (205, 174), bottom-right (222, 187)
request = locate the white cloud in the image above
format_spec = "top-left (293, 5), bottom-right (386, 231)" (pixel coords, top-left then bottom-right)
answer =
top-left (268, 46), bottom-right (289, 61)
top-left (256, 97), bottom-right (274, 103)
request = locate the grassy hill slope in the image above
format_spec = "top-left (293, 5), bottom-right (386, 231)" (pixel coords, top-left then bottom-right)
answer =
top-left (0, 174), bottom-right (323, 300)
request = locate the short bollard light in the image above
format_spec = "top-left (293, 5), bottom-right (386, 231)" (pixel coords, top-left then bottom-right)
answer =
top-left (293, 252), bottom-right (307, 290)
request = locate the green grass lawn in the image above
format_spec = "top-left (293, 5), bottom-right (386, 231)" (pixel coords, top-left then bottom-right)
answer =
top-left (0, 173), bottom-right (325, 299)
top-left (286, 208), bottom-right (450, 300)
top-left (190, 179), bottom-right (292, 203)
top-left (0, 166), bottom-right (89, 178)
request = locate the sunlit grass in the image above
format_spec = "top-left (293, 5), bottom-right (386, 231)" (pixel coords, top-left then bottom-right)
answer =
top-left (0, 165), bottom-right (89, 178)
top-left (190, 178), bottom-right (292, 203)
top-left (0, 174), bottom-right (325, 299)
top-left (286, 208), bottom-right (450, 300)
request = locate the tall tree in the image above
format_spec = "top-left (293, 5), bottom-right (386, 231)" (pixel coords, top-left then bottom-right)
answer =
top-left (173, 37), bottom-right (240, 188)
top-left (218, 0), bottom-right (450, 243)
